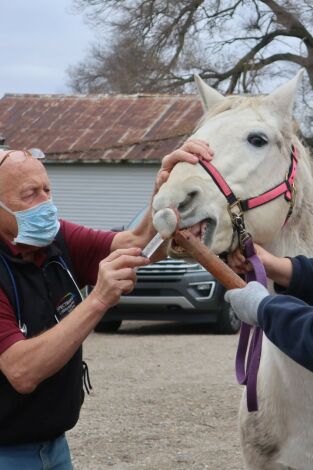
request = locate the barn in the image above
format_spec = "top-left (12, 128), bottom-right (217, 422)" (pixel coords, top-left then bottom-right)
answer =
top-left (0, 93), bottom-right (202, 230)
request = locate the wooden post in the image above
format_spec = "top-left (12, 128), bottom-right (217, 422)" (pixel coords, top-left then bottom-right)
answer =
top-left (174, 230), bottom-right (246, 290)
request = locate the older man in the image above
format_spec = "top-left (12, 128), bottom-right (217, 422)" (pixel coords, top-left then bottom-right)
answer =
top-left (0, 141), bottom-right (213, 469)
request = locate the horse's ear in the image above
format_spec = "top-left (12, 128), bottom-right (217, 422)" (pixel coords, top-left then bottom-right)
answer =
top-left (267, 68), bottom-right (304, 118)
top-left (194, 74), bottom-right (225, 111)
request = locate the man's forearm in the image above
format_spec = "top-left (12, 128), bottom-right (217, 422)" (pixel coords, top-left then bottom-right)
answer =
top-left (0, 294), bottom-right (106, 394)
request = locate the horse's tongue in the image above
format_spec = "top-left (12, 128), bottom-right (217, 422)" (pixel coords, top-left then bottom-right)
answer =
top-left (189, 222), bottom-right (201, 237)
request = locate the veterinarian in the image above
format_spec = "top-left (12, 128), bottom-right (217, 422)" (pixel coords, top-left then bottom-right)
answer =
top-left (0, 141), bottom-right (213, 469)
top-left (226, 245), bottom-right (313, 372)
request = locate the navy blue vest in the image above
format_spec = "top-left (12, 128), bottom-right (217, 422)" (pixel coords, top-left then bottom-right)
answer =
top-left (0, 231), bottom-right (84, 445)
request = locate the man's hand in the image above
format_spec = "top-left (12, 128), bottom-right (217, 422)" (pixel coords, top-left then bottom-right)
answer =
top-left (90, 247), bottom-right (149, 310)
top-left (224, 281), bottom-right (270, 326)
top-left (154, 139), bottom-right (214, 193)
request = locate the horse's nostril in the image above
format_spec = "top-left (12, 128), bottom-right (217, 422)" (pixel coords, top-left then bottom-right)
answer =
top-left (178, 191), bottom-right (198, 211)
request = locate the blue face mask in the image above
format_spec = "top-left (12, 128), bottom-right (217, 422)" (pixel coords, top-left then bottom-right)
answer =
top-left (0, 199), bottom-right (60, 247)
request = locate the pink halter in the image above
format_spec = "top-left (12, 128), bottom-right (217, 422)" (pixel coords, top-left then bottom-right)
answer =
top-left (199, 145), bottom-right (298, 232)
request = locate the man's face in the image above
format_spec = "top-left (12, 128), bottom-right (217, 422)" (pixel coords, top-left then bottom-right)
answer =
top-left (0, 151), bottom-right (52, 244)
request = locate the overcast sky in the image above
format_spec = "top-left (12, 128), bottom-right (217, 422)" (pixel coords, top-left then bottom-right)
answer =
top-left (0, 0), bottom-right (94, 97)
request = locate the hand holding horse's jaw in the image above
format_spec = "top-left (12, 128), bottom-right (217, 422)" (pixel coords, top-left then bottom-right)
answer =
top-left (125, 138), bottom-right (210, 258)
top-left (154, 138), bottom-right (214, 194)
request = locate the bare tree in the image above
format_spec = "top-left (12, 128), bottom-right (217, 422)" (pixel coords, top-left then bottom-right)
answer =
top-left (68, 33), bottom-right (174, 94)
top-left (70, 0), bottom-right (313, 132)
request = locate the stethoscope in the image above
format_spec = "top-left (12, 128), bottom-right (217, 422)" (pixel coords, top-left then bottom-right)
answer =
top-left (0, 254), bottom-right (84, 335)
top-left (44, 258), bottom-right (84, 325)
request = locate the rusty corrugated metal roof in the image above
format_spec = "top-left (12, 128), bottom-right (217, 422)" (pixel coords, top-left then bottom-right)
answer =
top-left (0, 93), bottom-right (203, 163)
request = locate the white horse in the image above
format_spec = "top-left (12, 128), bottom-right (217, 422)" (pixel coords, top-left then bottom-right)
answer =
top-left (152, 70), bottom-right (313, 470)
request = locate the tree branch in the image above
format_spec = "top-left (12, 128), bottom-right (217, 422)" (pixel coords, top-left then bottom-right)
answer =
top-left (260, 0), bottom-right (313, 48)
top-left (202, 0), bottom-right (242, 21)
top-left (251, 52), bottom-right (306, 70)
top-left (162, 0), bottom-right (206, 68)
top-left (152, 0), bottom-right (205, 54)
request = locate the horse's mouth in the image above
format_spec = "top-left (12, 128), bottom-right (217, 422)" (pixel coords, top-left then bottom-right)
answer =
top-left (170, 218), bottom-right (216, 256)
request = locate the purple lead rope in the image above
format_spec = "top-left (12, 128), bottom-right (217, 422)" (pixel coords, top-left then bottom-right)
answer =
top-left (235, 238), bottom-right (267, 412)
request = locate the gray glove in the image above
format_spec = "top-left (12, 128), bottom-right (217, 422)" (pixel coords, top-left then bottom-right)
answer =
top-left (224, 281), bottom-right (270, 326)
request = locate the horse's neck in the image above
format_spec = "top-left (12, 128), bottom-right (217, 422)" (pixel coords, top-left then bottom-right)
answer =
top-left (267, 215), bottom-right (313, 258)
top-left (265, 158), bottom-right (313, 258)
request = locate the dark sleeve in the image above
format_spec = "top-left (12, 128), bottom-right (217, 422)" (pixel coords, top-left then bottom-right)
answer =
top-left (258, 294), bottom-right (313, 372)
top-left (60, 219), bottom-right (117, 288)
top-left (274, 255), bottom-right (313, 305)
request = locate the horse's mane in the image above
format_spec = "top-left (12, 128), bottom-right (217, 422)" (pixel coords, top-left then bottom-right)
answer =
top-left (195, 95), bottom-right (260, 130)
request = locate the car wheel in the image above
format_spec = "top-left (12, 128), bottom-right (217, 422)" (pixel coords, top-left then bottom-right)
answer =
top-left (216, 305), bottom-right (241, 334)
top-left (94, 320), bottom-right (122, 333)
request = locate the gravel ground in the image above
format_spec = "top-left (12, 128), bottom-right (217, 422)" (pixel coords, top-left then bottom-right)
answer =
top-left (67, 321), bottom-right (244, 470)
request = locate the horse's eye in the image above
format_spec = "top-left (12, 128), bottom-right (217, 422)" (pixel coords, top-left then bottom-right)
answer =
top-left (247, 133), bottom-right (268, 147)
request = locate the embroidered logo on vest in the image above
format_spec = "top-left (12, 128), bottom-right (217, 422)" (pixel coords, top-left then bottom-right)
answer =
top-left (56, 292), bottom-right (77, 319)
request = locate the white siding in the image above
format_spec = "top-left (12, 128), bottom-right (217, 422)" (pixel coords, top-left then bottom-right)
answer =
top-left (46, 164), bottom-right (158, 230)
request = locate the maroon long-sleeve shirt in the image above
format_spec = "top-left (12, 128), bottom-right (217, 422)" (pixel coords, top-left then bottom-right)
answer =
top-left (0, 219), bottom-right (116, 354)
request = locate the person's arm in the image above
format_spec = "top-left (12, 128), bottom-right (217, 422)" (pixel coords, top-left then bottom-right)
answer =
top-left (227, 244), bottom-right (293, 287)
top-left (225, 282), bottom-right (313, 373)
top-left (111, 139), bottom-right (214, 261)
top-left (259, 250), bottom-right (293, 288)
top-left (0, 290), bottom-right (25, 355)
top-left (227, 245), bottom-right (313, 305)
top-left (0, 247), bottom-right (149, 394)
top-left (274, 256), bottom-right (313, 305)
top-left (60, 219), bottom-right (117, 287)
top-left (258, 294), bottom-right (313, 372)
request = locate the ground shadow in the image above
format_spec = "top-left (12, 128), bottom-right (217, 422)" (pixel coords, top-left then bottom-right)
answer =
top-left (95, 321), bottom-right (222, 336)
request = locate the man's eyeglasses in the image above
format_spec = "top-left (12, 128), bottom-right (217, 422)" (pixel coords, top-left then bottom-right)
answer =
top-left (0, 148), bottom-right (45, 167)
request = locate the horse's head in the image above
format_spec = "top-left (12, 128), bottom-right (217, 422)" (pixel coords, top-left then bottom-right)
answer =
top-left (152, 70), bottom-right (304, 257)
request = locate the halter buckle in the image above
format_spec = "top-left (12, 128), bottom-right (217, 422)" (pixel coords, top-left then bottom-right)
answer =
top-left (227, 199), bottom-right (251, 252)
top-left (227, 199), bottom-right (243, 221)
top-left (239, 231), bottom-right (252, 252)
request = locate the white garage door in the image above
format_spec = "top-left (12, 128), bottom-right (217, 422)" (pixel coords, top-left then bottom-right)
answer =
top-left (46, 164), bottom-right (158, 230)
